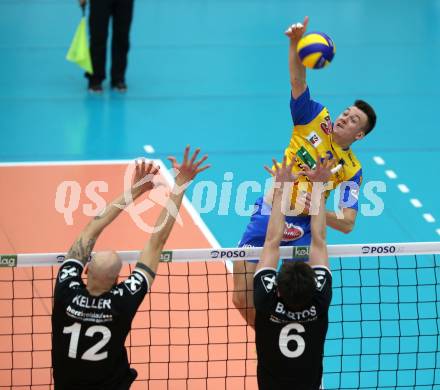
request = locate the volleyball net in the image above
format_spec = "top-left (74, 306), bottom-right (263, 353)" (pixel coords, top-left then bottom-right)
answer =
top-left (0, 242), bottom-right (439, 389)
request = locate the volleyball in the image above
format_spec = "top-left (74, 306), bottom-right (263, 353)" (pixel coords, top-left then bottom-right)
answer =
top-left (297, 32), bottom-right (335, 69)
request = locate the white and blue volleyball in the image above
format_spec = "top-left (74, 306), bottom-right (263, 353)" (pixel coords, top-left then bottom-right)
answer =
top-left (297, 32), bottom-right (336, 69)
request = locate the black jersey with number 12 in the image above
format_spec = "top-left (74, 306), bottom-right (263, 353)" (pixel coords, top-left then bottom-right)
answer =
top-left (52, 259), bottom-right (149, 390)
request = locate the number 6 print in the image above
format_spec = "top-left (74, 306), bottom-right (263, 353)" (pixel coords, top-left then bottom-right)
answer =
top-left (279, 323), bottom-right (306, 358)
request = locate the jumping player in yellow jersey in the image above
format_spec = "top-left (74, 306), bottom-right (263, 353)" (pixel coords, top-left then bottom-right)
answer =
top-left (233, 16), bottom-right (377, 326)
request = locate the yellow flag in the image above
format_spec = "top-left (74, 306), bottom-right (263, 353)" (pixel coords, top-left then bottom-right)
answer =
top-left (66, 17), bottom-right (93, 74)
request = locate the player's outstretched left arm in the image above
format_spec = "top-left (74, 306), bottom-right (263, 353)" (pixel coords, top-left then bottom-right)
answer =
top-left (66, 161), bottom-right (160, 265)
top-left (256, 157), bottom-right (297, 272)
top-left (136, 146), bottom-right (210, 287)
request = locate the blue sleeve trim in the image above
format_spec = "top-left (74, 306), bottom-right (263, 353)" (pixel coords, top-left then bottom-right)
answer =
top-left (290, 87), bottom-right (324, 126)
top-left (339, 169), bottom-right (362, 210)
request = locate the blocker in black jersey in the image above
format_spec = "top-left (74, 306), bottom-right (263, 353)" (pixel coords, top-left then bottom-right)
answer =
top-left (52, 259), bottom-right (149, 390)
top-left (49, 147), bottom-right (209, 389)
top-left (254, 265), bottom-right (332, 390)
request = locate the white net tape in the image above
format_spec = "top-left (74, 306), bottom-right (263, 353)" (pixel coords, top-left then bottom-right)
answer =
top-left (4, 241), bottom-right (440, 267)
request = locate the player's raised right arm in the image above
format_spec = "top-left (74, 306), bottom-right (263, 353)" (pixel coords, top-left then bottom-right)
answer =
top-left (257, 157), bottom-right (296, 272)
top-left (285, 16), bottom-right (309, 99)
top-left (136, 146), bottom-right (210, 287)
top-left (309, 190), bottom-right (328, 268)
top-left (300, 157), bottom-right (334, 268)
top-left (66, 160), bottom-right (160, 266)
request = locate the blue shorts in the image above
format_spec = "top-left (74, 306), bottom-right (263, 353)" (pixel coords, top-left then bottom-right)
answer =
top-left (238, 197), bottom-right (311, 263)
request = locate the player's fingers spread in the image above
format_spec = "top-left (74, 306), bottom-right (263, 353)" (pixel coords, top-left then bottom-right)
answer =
top-left (271, 158), bottom-right (278, 171)
top-left (146, 161), bottom-right (155, 174)
top-left (167, 156), bottom-right (177, 168)
top-left (326, 159), bottom-right (335, 169)
top-left (323, 156), bottom-right (333, 169)
top-left (264, 166), bottom-right (275, 176)
top-left (194, 154), bottom-right (208, 169)
top-left (315, 158), bottom-right (321, 170)
top-left (195, 164), bottom-right (211, 174)
top-left (304, 168), bottom-right (314, 178)
top-left (189, 148), bottom-right (200, 165)
top-left (195, 154), bottom-right (208, 165)
top-left (183, 145), bottom-right (190, 163)
top-left (151, 165), bottom-right (160, 176)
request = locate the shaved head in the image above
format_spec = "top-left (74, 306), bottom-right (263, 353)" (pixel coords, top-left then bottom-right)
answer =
top-left (87, 250), bottom-right (122, 292)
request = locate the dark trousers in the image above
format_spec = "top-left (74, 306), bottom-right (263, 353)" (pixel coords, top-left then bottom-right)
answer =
top-left (87, 0), bottom-right (134, 84)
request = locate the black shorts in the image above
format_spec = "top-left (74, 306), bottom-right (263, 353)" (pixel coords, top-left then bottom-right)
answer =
top-left (116, 368), bottom-right (138, 390)
top-left (54, 368), bottom-right (137, 390)
top-left (257, 365), bottom-right (321, 390)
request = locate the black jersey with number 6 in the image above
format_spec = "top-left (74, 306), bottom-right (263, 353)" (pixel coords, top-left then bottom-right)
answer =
top-left (253, 265), bottom-right (332, 390)
top-left (52, 259), bottom-right (149, 390)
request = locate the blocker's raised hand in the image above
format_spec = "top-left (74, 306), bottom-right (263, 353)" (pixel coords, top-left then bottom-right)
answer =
top-left (132, 159), bottom-right (161, 195)
top-left (168, 145), bottom-right (210, 185)
top-left (264, 156), bottom-right (297, 184)
top-left (299, 155), bottom-right (334, 183)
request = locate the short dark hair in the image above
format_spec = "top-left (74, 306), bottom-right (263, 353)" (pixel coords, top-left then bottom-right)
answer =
top-left (276, 261), bottom-right (316, 311)
top-left (354, 99), bottom-right (376, 135)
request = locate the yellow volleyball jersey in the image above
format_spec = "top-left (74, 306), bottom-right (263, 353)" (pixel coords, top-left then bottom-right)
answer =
top-left (285, 87), bottom-right (362, 211)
